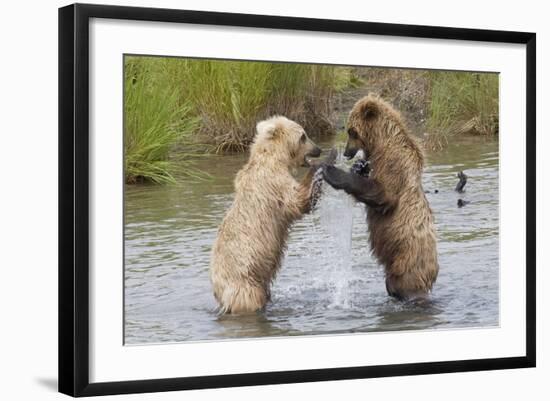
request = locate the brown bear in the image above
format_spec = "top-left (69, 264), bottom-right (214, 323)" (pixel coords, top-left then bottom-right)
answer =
top-left (322, 94), bottom-right (439, 300)
top-left (210, 116), bottom-right (331, 314)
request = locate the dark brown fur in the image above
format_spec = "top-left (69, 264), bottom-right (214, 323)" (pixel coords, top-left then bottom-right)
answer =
top-left (323, 94), bottom-right (438, 299)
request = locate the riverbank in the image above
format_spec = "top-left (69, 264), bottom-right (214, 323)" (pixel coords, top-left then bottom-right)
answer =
top-left (332, 67), bottom-right (499, 150)
top-left (124, 57), bottom-right (499, 184)
top-left (124, 56), bottom-right (351, 183)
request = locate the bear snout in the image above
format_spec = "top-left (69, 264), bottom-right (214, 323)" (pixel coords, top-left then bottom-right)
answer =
top-left (343, 145), bottom-right (359, 159)
top-left (307, 145), bottom-right (322, 158)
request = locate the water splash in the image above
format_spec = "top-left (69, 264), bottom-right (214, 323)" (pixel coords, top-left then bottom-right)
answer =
top-left (314, 149), bottom-right (355, 308)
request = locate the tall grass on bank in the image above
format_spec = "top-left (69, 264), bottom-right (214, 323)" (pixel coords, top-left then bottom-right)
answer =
top-left (426, 72), bottom-right (499, 149)
top-left (163, 58), bottom-right (344, 152)
top-left (125, 58), bottom-right (201, 184)
top-left (124, 56), bottom-right (500, 183)
top-left (125, 56), bottom-right (348, 183)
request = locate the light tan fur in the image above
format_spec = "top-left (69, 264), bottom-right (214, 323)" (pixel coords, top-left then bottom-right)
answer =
top-left (347, 94), bottom-right (439, 299)
top-left (210, 116), bottom-right (321, 313)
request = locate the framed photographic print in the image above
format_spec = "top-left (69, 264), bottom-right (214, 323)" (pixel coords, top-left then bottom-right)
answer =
top-left (58, 3), bottom-right (536, 397)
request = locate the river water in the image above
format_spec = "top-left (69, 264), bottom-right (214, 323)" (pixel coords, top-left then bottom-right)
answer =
top-left (124, 136), bottom-right (499, 344)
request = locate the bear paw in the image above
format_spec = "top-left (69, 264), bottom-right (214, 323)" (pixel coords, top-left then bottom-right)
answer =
top-left (309, 168), bottom-right (325, 210)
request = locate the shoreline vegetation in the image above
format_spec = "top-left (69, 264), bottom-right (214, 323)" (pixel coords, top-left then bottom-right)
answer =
top-left (124, 56), bottom-right (499, 184)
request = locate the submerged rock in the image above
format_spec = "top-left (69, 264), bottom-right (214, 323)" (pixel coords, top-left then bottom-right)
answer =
top-left (457, 199), bottom-right (470, 208)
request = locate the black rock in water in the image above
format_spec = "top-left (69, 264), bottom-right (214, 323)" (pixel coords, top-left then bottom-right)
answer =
top-left (455, 171), bottom-right (468, 193)
top-left (457, 199), bottom-right (470, 208)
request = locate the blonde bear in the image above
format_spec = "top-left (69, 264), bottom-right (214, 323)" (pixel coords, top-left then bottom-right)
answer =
top-left (210, 116), bottom-right (331, 314)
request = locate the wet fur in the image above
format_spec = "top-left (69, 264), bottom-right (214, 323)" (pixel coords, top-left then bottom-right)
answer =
top-left (323, 95), bottom-right (439, 300)
top-left (210, 116), bottom-right (322, 314)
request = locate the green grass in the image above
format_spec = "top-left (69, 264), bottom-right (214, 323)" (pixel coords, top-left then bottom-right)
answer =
top-left (124, 56), bottom-right (499, 183)
top-left (426, 71), bottom-right (499, 149)
top-left (168, 59), bottom-right (345, 152)
top-left (124, 57), bottom-right (201, 184)
top-left (124, 56), bottom-right (350, 183)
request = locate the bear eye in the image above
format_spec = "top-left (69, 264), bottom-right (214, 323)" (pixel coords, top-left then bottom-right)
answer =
top-left (300, 133), bottom-right (306, 143)
top-left (348, 128), bottom-right (358, 139)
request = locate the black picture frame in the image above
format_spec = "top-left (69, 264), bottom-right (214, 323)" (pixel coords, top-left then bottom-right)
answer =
top-left (59, 3), bottom-right (536, 397)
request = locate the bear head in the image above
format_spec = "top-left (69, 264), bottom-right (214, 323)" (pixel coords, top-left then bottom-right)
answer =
top-left (252, 116), bottom-right (321, 168)
top-left (344, 94), bottom-right (405, 160)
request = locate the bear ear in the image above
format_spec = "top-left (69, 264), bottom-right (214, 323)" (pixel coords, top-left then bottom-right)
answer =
top-left (362, 101), bottom-right (378, 120)
top-left (256, 119), bottom-right (280, 139)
